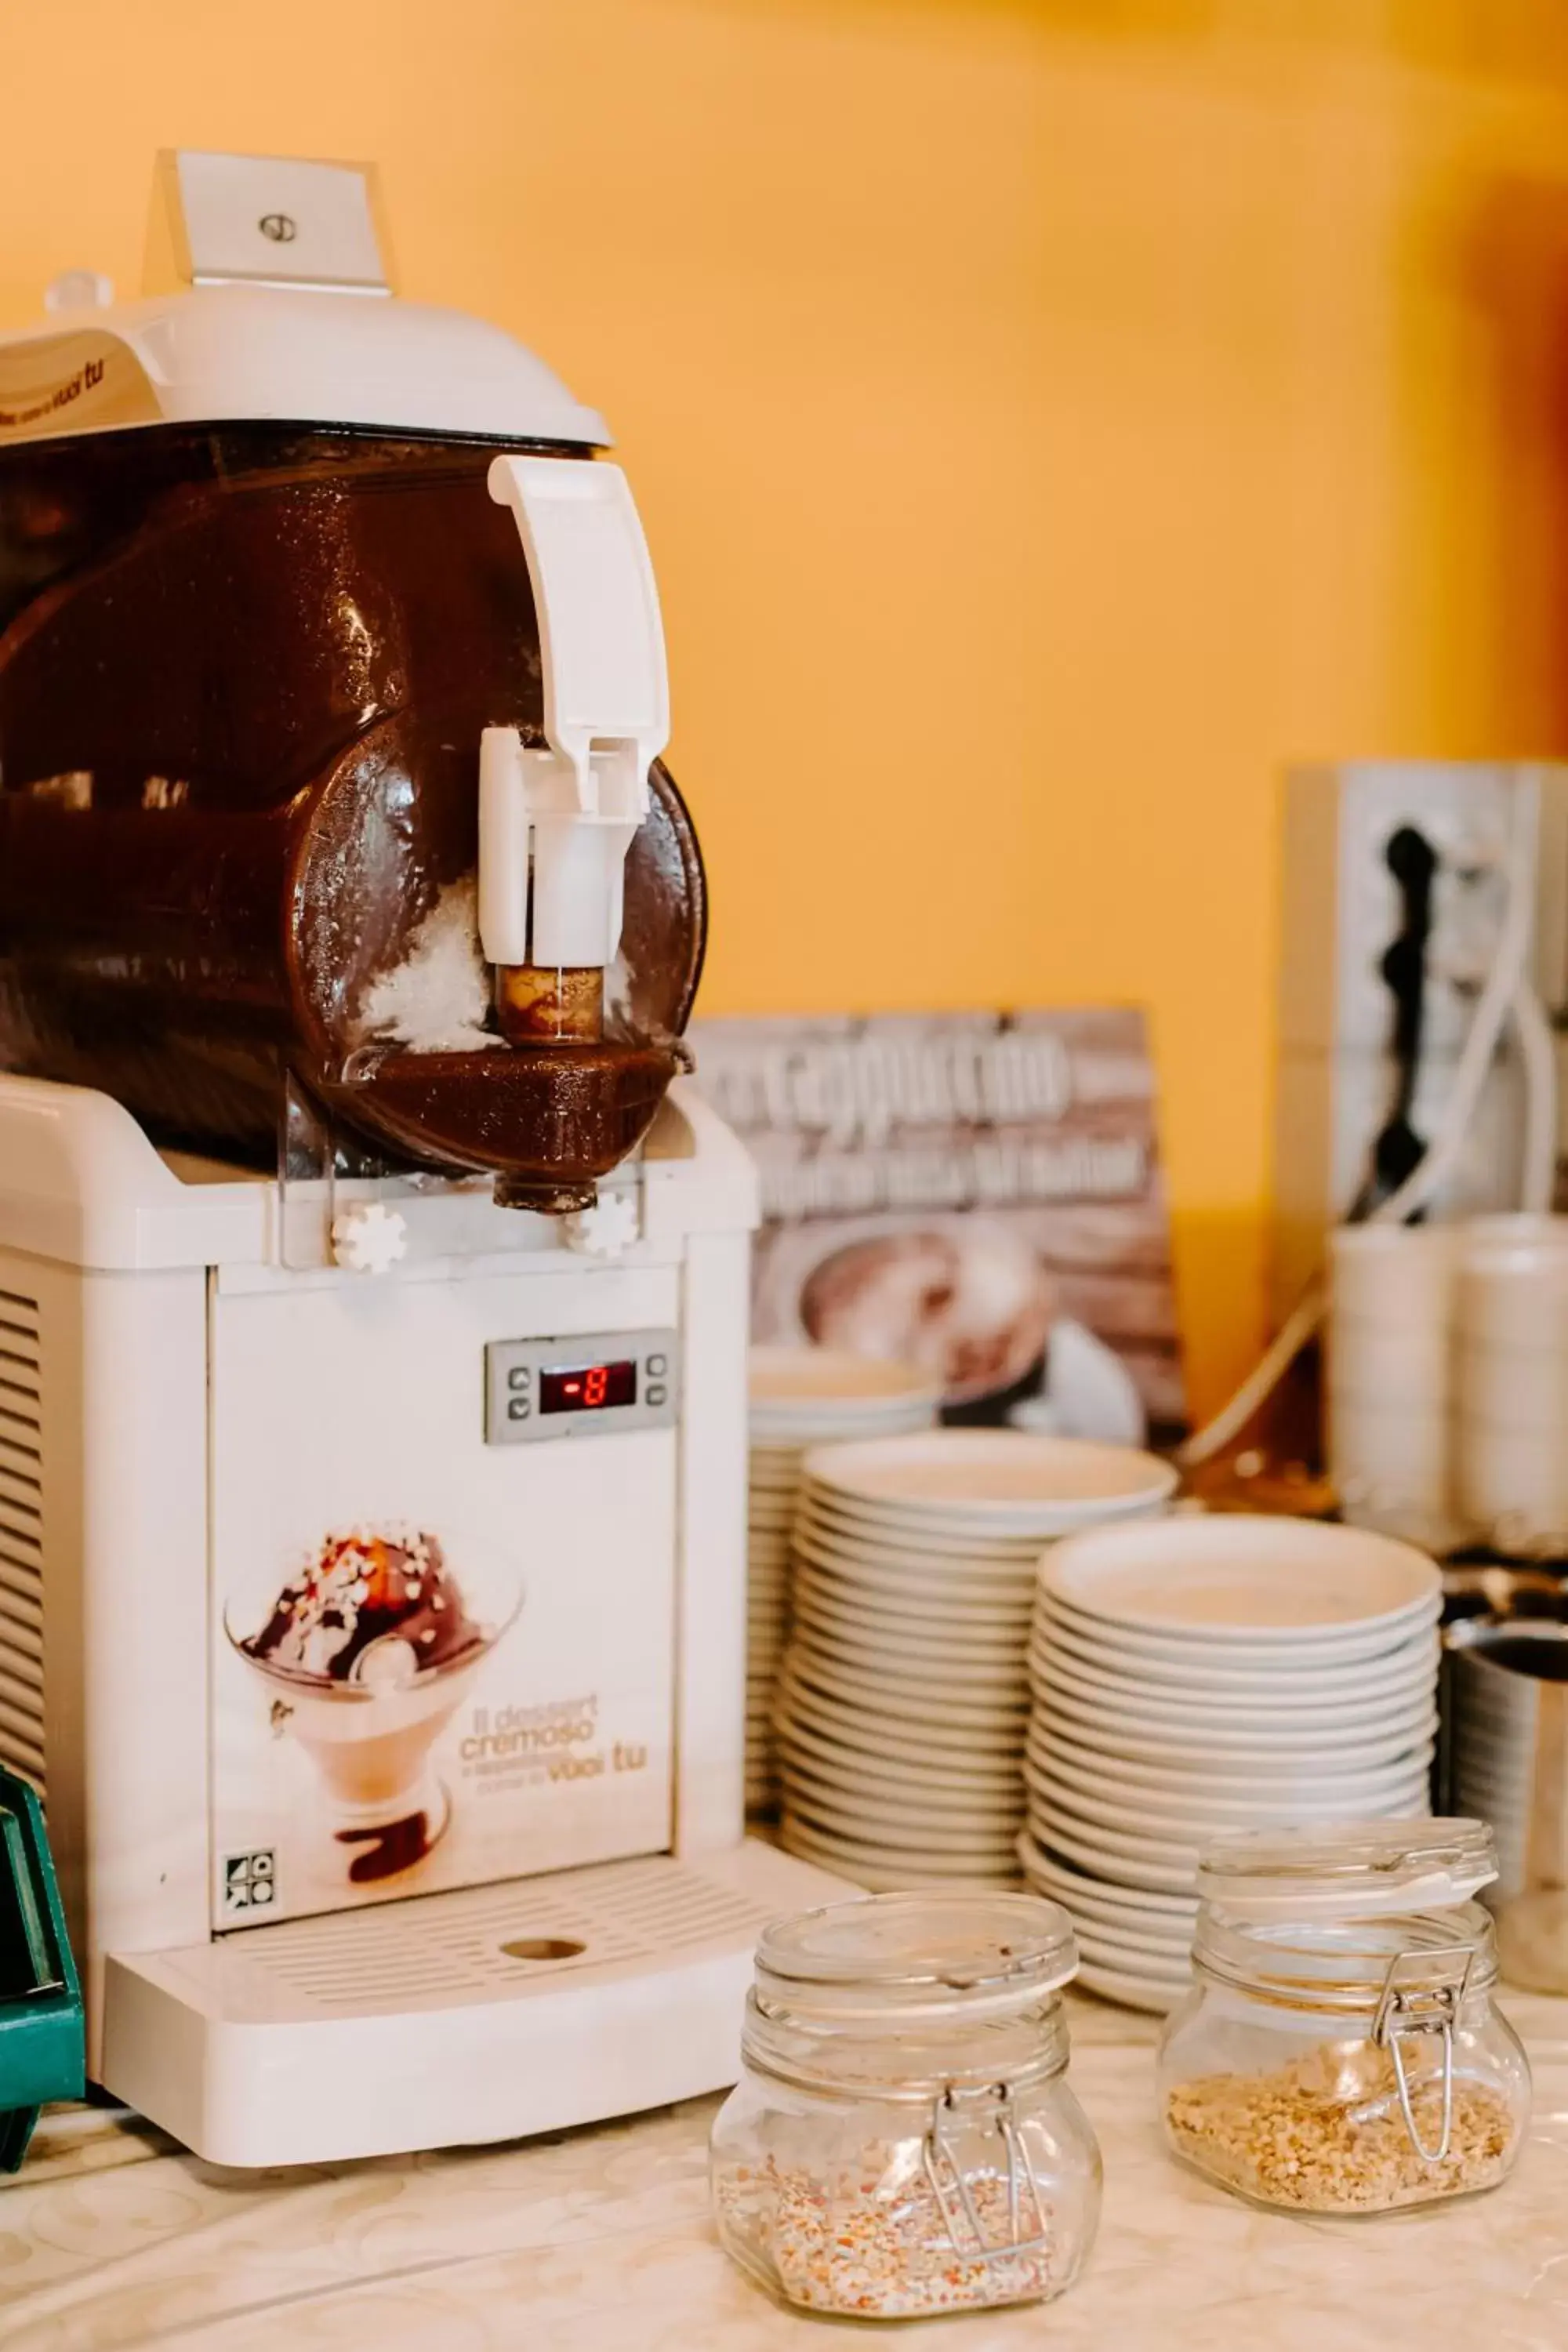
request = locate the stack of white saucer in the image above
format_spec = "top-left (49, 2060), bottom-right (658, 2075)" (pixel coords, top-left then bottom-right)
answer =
top-left (1023, 1514), bottom-right (1443, 2010)
top-left (774, 1429), bottom-right (1177, 1886)
top-left (746, 1349), bottom-right (941, 1815)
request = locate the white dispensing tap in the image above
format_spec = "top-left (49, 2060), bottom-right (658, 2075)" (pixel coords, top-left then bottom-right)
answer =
top-left (478, 456), bottom-right (669, 991)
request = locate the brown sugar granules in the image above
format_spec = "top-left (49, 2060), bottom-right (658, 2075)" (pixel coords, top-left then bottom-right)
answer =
top-left (1164, 2038), bottom-right (1517, 2212)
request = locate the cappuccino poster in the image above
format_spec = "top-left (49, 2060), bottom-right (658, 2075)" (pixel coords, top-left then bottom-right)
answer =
top-left (689, 1008), bottom-right (1186, 1441)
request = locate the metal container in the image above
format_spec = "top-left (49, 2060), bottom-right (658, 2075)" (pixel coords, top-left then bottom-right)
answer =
top-left (1446, 1614), bottom-right (1568, 1994)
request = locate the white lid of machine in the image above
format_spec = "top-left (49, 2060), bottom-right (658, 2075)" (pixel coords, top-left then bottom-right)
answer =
top-left (0, 285), bottom-right (609, 448)
top-left (1195, 1817), bottom-right (1498, 1922)
top-left (0, 151), bottom-right (608, 449)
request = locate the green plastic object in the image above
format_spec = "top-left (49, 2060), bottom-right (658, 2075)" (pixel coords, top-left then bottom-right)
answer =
top-left (0, 1765), bottom-right (84, 2171)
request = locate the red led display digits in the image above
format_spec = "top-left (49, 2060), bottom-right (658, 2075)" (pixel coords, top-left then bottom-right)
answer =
top-left (539, 1358), bottom-right (637, 1415)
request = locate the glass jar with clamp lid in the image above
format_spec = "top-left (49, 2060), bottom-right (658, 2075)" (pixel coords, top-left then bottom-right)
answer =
top-left (710, 1889), bottom-right (1102, 2319)
top-left (1158, 1818), bottom-right (1530, 2213)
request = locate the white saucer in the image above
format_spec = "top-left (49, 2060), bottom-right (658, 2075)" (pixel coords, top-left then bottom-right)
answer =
top-left (1040, 1514), bottom-right (1441, 1643)
top-left (1022, 1762), bottom-right (1430, 1849)
top-left (785, 1644), bottom-right (1032, 1731)
top-left (1028, 1649), bottom-right (1437, 1734)
top-left (780, 1755), bottom-right (1025, 1831)
top-left (782, 1781), bottom-right (1022, 1858)
top-left (1026, 1696), bottom-right (1438, 1767)
top-left (804, 1430), bottom-right (1178, 1530)
top-left (1022, 1733), bottom-right (1434, 1805)
top-left (1075, 1917), bottom-right (1192, 1970)
top-left (794, 1573), bottom-right (1032, 1653)
top-left (780, 1812), bottom-right (1022, 1886)
top-left (790, 1595), bottom-right (1030, 1685)
top-left (797, 1550), bottom-right (1033, 1609)
top-left (1023, 1812), bottom-right (1195, 1895)
top-left (784, 1769), bottom-right (1021, 1843)
top-left (1034, 1843), bottom-right (1192, 1902)
top-left (1039, 1589), bottom-right (1440, 1676)
top-left (778, 1671), bottom-right (1025, 1761)
top-left (1076, 1961), bottom-right (1187, 2013)
top-left (1034, 1602), bottom-right (1440, 1695)
top-left (796, 1501), bottom-right (1048, 1570)
top-left (775, 1710), bottom-right (1025, 1795)
top-left (1024, 1791), bottom-right (1198, 1867)
top-left (1029, 1738), bottom-right (1432, 1820)
top-left (1016, 1835), bottom-right (1196, 1920)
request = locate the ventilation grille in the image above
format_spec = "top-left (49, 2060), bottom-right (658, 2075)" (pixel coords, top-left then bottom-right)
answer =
top-left (0, 1288), bottom-right (43, 1795)
top-left (216, 1852), bottom-right (775, 2016)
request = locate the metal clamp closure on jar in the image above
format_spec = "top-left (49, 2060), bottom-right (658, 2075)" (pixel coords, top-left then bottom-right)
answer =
top-left (922, 2081), bottom-right (1048, 2267)
top-left (1372, 1946), bottom-right (1474, 2165)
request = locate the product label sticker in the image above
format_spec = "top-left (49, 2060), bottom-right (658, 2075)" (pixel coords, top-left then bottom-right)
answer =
top-left (208, 1276), bottom-right (677, 1929)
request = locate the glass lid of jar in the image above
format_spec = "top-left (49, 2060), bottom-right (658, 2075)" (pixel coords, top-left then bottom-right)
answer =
top-left (1196, 1817), bottom-right (1497, 1922)
top-left (755, 1891), bottom-right (1079, 2020)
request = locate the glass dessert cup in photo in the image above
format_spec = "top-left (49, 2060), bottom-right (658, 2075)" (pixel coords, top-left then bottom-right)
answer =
top-left (227, 1531), bottom-right (523, 1884)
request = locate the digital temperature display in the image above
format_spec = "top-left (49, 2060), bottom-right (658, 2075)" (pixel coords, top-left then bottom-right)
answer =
top-left (485, 1329), bottom-right (675, 1445)
top-left (539, 1359), bottom-right (638, 1416)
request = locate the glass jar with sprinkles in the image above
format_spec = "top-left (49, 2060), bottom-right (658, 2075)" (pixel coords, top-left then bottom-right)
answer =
top-left (1158, 1819), bottom-right (1531, 2215)
top-left (710, 1890), bottom-right (1102, 2319)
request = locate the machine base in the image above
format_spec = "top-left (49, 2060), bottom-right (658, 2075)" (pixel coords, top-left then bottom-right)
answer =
top-left (101, 1840), bottom-right (850, 2166)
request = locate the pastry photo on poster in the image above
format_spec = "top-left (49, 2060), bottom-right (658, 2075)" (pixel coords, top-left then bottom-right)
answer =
top-left (688, 1008), bottom-right (1185, 1443)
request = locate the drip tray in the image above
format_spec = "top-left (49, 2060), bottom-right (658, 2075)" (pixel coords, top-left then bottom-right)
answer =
top-left (102, 1840), bottom-right (849, 2167)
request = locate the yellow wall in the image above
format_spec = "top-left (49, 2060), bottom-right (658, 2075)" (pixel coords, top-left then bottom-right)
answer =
top-left (5, 1), bottom-right (1568, 1413)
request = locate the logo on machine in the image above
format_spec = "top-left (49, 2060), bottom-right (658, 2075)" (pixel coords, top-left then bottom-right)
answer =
top-left (222, 1848), bottom-right (278, 1915)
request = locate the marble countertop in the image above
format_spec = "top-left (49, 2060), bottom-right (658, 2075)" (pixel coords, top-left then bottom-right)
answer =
top-left (2, 1989), bottom-right (1566, 2350)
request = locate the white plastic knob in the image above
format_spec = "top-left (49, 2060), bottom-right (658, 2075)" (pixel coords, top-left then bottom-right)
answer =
top-left (331, 1201), bottom-right (409, 1275)
top-left (561, 1192), bottom-right (640, 1260)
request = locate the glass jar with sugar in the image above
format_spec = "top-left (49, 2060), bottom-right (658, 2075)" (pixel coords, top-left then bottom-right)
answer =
top-left (710, 1890), bottom-right (1102, 2318)
top-left (1158, 1818), bottom-right (1530, 2214)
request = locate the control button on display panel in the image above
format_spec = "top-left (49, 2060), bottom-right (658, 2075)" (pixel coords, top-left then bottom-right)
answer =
top-left (647, 1352), bottom-right (668, 1377)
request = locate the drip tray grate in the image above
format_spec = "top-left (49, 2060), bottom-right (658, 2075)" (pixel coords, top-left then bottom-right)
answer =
top-left (102, 1840), bottom-right (854, 2164)
top-left (138, 1845), bottom-right (837, 2024)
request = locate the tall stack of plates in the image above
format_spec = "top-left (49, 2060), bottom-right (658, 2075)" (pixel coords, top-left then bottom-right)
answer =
top-left (746, 1350), bottom-right (941, 1816)
top-left (1022, 1514), bottom-right (1443, 2010)
top-left (775, 1430), bottom-right (1178, 1886)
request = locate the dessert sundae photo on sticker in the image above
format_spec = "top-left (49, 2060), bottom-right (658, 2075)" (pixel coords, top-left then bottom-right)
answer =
top-left (230, 1526), bottom-right (522, 1884)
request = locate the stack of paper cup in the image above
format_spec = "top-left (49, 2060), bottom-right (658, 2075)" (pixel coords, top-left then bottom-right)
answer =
top-left (1327, 1226), bottom-right (1461, 1552)
top-left (746, 1348), bottom-right (942, 1816)
top-left (1454, 1222), bottom-right (1568, 1555)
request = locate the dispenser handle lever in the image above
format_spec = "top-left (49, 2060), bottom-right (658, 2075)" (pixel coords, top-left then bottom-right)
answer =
top-left (481, 456), bottom-right (667, 971)
top-left (487, 455), bottom-right (668, 817)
